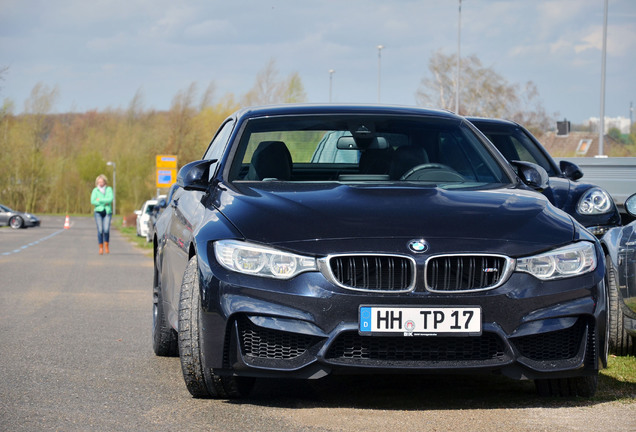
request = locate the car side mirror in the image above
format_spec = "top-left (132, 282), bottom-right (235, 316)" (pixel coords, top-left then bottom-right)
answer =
top-left (134, 210), bottom-right (141, 215)
top-left (177, 159), bottom-right (218, 191)
top-left (559, 160), bottom-right (583, 181)
top-left (158, 199), bottom-right (167, 208)
top-left (510, 160), bottom-right (549, 191)
top-left (625, 193), bottom-right (636, 218)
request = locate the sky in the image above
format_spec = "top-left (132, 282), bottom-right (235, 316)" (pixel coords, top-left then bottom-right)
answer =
top-left (1, 0), bottom-right (635, 125)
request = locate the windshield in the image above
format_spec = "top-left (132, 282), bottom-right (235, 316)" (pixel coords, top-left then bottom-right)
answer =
top-left (228, 115), bottom-right (511, 189)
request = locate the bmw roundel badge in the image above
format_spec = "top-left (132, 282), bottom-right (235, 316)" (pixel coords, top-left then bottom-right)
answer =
top-left (408, 239), bottom-right (429, 253)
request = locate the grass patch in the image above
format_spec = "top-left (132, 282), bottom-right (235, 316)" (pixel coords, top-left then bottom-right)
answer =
top-left (598, 355), bottom-right (636, 401)
top-left (115, 220), bottom-right (153, 252)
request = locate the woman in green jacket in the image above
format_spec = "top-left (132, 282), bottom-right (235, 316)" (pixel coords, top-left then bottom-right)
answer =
top-left (91, 174), bottom-right (114, 254)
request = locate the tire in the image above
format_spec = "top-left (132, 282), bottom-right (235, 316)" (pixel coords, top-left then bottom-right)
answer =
top-left (152, 257), bottom-right (178, 357)
top-left (178, 256), bottom-right (254, 399)
top-left (606, 255), bottom-right (636, 356)
top-left (535, 375), bottom-right (598, 397)
top-left (9, 216), bottom-right (24, 229)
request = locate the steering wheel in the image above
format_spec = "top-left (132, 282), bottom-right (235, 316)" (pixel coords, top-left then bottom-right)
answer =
top-left (400, 163), bottom-right (465, 182)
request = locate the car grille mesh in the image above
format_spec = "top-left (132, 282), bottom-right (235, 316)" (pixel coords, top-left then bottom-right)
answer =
top-left (328, 255), bottom-right (413, 291)
top-left (326, 332), bottom-right (505, 362)
top-left (426, 255), bottom-right (508, 292)
top-left (513, 319), bottom-right (585, 361)
top-left (238, 317), bottom-right (320, 360)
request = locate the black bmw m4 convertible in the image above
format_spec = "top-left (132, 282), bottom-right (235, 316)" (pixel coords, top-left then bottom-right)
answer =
top-left (151, 104), bottom-right (607, 398)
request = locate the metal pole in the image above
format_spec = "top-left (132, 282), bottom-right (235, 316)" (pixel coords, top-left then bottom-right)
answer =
top-left (112, 164), bottom-right (116, 216)
top-left (377, 45), bottom-right (384, 103)
top-left (599, 0), bottom-right (608, 156)
top-left (329, 69), bottom-right (335, 102)
top-left (107, 161), bottom-right (116, 216)
top-left (455, 0), bottom-right (462, 114)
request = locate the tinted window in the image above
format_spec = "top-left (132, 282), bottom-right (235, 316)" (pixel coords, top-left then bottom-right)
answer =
top-left (204, 120), bottom-right (235, 161)
top-left (228, 115), bottom-right (510, 188)
top-left (479, 127), bottom-right (558, 177)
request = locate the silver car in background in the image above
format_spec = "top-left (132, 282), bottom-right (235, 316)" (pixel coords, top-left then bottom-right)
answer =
top-left (0, 204), bottom-right (40, 229)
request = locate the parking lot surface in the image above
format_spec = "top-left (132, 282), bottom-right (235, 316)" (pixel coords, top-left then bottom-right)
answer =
top-left (1, 216), bottom-right (634, 431)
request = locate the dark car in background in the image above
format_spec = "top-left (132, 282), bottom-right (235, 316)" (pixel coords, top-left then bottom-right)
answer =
top-left (467, 117), bottom-right (621, 237)
top-left (602, 193), bottom-right (636, 356)
top-left (152, 104), bottom-right (607, 399)
top-left (0, 204), bottom-right (40, 229)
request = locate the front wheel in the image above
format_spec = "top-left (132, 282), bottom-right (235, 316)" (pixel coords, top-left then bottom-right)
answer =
top-left (152, 256), bottom-right (178, 356)
top-left (606, 255), bottom-right (636, 355)
top-left (9, 216), bottom-right (24, 229)
top-left (178, 256), bottom-right (254, 398)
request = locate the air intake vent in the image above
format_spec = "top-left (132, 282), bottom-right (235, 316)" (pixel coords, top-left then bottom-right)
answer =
top-left (326, 255), bottom-right (415, 292)
top-left (326, 331), bottom-right (506, 362)
top-left (425, 255), bottom-right (512, 292)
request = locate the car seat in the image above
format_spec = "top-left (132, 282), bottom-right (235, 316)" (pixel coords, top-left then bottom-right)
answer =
top-left (245, 141), bottom-right (293, 180)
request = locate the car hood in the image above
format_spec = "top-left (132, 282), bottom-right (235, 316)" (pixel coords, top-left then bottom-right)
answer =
top-left (213, 182), bottom-right (576, 257)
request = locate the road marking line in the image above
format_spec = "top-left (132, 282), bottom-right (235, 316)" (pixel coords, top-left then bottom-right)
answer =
top-left (0, 229), bottom-right (65, 257)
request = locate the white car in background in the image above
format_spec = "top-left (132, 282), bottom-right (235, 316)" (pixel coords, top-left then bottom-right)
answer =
top-left (135, 199), bottom-right (158, 238)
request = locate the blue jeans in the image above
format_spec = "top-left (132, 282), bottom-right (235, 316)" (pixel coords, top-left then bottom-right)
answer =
top-left (94, 211), bottom-right (111, 244)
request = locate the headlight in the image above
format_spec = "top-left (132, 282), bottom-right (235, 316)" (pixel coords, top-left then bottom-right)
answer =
top-left (516, 242), bottom-right (597, 280)
top-left (214, 240), bottom-right (317, 279)
top-left (577, 188), bottom-right (613, 215)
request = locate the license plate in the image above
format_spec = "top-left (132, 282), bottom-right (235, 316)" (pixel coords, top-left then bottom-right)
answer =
top-left (359, 306), bottom-right (482, 336)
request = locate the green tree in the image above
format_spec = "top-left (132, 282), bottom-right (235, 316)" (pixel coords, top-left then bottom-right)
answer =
top-left (0, 66), bottom-right (309, 216)
top-left (607, 127), bottom-right (623, 143)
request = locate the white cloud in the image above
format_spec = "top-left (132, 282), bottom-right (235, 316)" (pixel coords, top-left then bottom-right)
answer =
top-left (1, 0), bottom-right (634, 122)
top-left (183, 19), bottom-right (237, 40)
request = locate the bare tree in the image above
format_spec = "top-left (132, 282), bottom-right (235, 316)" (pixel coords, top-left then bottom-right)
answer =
top-left (167, 82), bottom-right (199, 162)
top-left (242, 59), bottom-right (307, 106)
top-left (416, 51), bottom-right (554, 131)
top-left (509, 81), bottom-right (554, 134)
top-left (127, 87), bottom-right (145, 121)
top-left (199, 82), bottom-right (216, 111)
top-left (281, 72), bottom-right (307, 103)
top-left (22, 83), bottom-right (59, 212)
top-left (0, 65), bottom-right (8, 96)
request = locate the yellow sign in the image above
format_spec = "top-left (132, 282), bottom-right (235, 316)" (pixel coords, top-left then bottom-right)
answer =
top-left (156, 154), bottom-right (178, 188)
top-left (156, 168), bottom-right (177, 188)
top-left (156, 155), bottom-right (177, 169)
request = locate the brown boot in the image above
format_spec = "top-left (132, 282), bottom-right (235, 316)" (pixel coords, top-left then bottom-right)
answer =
top-left (99, 243), bottom-right (104, 255)
top-left (104, 242), bottom-right (109, 254)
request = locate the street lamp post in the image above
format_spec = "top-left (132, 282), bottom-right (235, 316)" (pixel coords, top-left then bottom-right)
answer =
top-left (598, 0), bottom-right (608, 156)
top-left (456, 0), bottom-right (462, 114)
top-left (106, 161), bottom-right (116, 216)
top-left (329, 69), bottom-right (335, 102)
top-left (377, 45), bottom-right (384, 103)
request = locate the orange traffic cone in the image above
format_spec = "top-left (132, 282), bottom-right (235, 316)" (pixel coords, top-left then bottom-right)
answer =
top-left (64, 215), bottom-right (70, 229)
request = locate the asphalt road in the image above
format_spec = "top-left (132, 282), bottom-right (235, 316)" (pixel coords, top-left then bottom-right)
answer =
top-left (1, 215), bottom-right (634, 432)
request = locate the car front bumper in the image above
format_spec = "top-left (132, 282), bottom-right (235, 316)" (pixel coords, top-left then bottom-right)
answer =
top-left (198, 259), bottom-right (607, 382)
top-left (25, 218), bottom-right (40, 227)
